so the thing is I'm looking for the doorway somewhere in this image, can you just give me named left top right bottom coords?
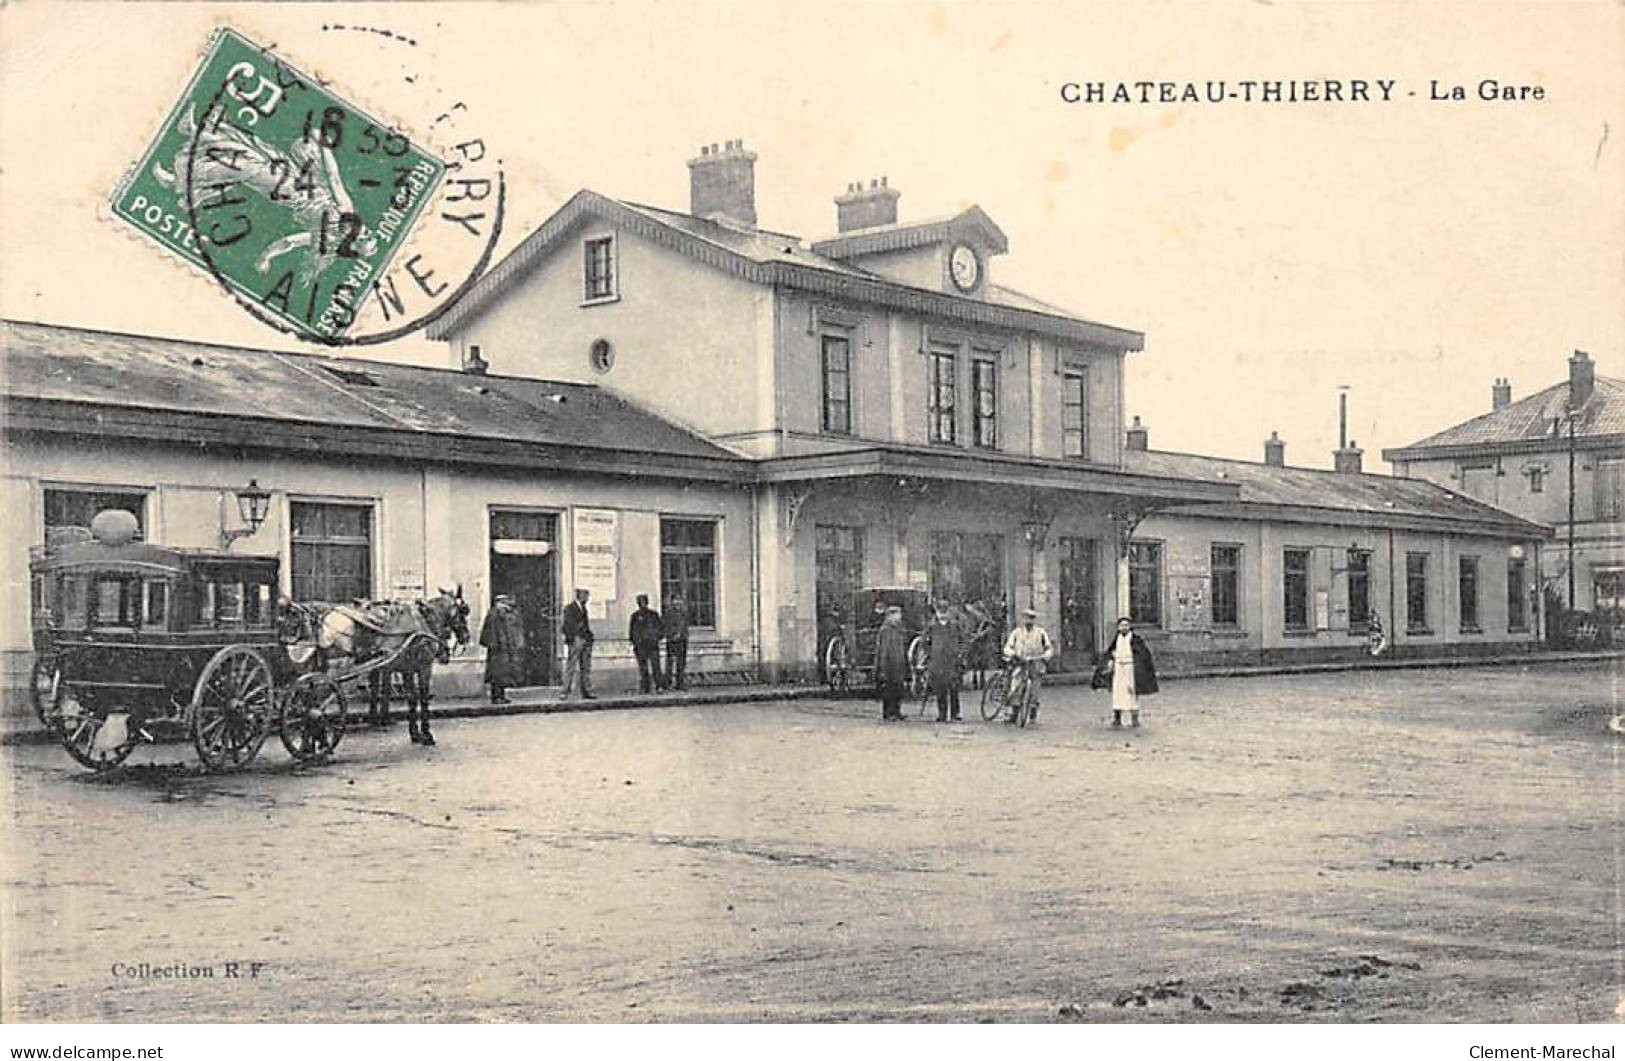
left=814, top=524, right=864, bottom=673
left=1058, top=536, right=1099, bottom=668
left=489, top=509, right=558, bottom=686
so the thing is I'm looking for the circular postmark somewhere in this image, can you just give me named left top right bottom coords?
left=163, top=27, right=504, bottom=347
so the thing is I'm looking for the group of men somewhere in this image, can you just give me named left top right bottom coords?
left=875, top=602, right=1057, bottom=723
left=477, top=587, right=691, bottom=704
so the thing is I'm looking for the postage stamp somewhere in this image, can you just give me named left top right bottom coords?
left=111, top=28, right=448, bottom=342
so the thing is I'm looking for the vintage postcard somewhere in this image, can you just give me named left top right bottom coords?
left=0, top=0, right=1621, bottom=1043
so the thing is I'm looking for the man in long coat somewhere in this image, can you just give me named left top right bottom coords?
left=875, top=605, right=911, bottom=722
left=628, top=593, right=666, bottom=693
left=479, top=595, right=525, bottom=704
left=926, top=603, right=963, bottom=722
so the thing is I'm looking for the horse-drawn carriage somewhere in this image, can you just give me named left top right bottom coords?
left=29, top=511, right=466, bottom=773
left=821, top=586, right=933, bottom=697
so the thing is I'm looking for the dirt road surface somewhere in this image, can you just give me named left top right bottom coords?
left=3, top=662, right=1620, bottom=1022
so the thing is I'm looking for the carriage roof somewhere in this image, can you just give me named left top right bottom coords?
left=29, top=538, right=279, bottom=580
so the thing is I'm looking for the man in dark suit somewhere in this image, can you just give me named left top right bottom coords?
left=629, top=593, right=666, bottom=693
left=561, top=588, right=596, bottom=700
left=663, top=592, right=691, bottom=690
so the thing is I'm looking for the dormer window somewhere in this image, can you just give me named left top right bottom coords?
left=583, top=236, right=617, bottom=303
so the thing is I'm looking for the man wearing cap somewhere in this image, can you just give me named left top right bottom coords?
left=629, top=593, right=666, bottom=693
left=875, top=605, right=911, bottom=722
left=1002, top=607, right=1054, bottom=723
left=479, top=594, right=525, bottom=705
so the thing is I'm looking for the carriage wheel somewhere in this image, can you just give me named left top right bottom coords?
left=59, top=690, right=137, bottom=772
left=824, top=637, right=851, bottom=695
left=191, top=645, right=273, bottom=772
left=31, top=655, right=62, bottom=732
left=280, top=673, right=348, bottom=763
left=908, top=636, right=931, bottom=715
left=979, top=669, right=1009, bottom=721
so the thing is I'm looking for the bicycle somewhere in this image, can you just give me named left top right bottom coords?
left=979, top=657, right=1042, bottom=725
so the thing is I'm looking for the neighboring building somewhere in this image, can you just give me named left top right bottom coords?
left=1384, top=351, right=1625, bottom=615
left=1123, top=423, right=1549, bottom=666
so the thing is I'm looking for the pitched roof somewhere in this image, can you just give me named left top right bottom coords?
left=0, top=319, right=745, bottom=477
left=1383, top=377, right=1625, bottom=459
left=1123, top=449, right=1550, bottom=538
left=425, top=190, right=1142, bottom=351
left=808, top=206, right=1010, bottom=259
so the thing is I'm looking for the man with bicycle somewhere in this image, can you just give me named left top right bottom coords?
left=1002, top=607, right=1054, bottom=724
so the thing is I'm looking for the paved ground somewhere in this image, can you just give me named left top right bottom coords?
left=2, top=662, right=1620, bottom=1023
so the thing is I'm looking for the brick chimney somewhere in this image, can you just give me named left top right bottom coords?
left=1492, top=377, right=1511, bottom=410
left=835, top=177, right=900, bottom=232
left=688, top=140, right=757, bottom=227
left=1125, top=415, right=1148, bottom=452
left=1263, top=430, right=1285, bottom=466
left=1569, top=350, right=1595, bottom=410
left=1333, top=388, right=1362, bottom=473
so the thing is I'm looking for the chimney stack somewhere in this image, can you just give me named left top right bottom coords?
left=1492, top=377, right=1512, bottom=410
left=1569, top=350, right=1595, bottom=410
left=1333, top=388, right=1363, bottom=473
left=835, top=176, right=901, bottom=232
left=688, top=139, right=757, bottom=228
left=1264, top=430, right=1285, bottom=467
left=1125, top=415, right=1148, bottom=452
left=462, top=344, right=489, bottom=375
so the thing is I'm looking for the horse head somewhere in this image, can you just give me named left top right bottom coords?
left=429, top=586, right=471, bottom=652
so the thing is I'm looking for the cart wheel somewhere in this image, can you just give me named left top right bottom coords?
left=59, top=693, right=137, bottom=773
left=979, top=669, right=1009, bottom=721
left=825, top=637, right=851, bottom=694
left=31, top=655, right=62, bottom=732
left=280, top=673, right=347, bottom=763
left=191, top=645, right=273, bottom=772
left=908, top=637, right=931, bottom=714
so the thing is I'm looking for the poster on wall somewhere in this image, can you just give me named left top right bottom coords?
left=572, top=507, right=618, bottom=604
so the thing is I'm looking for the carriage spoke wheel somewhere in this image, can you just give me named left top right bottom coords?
left=59, top=689, right=137, bottom=772
left=979, top=669, right=1009, bottom=721
left=824, top=637, right=851, bottom=695
left=191, top=646, right=273, bottom=772
left=908, top=636, right=931, bottom=716
left=31, top=656, right=62, bottom=732
left=281, top=673, right=347, bottom=763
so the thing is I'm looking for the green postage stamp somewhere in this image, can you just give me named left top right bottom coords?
left=112, top=28, right=446, bottom=341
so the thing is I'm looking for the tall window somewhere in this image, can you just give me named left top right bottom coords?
left=928, top=346, right=957, bottom=444
left=1507, top=557, right=1528, bottom=631
left=44, top=487, right=147, bottom=537
left=1595, top=459, right=1625, bottom=521
left=1459, top=556, right=1481, bottom=631
left=1347, top=549, right=1372, bottom=634
left=1062, top=371, right=1088, bottom=459
left=291, top=501, right=373, bottom=603
left=1529, top=468, right=1545, bottom=494
left=820, top=334, right=852, bottom=435
left=1210, top=544, right=1240, bottom=627
left=1283, top=548, right=1310, bottom=631
left=929, top=531, right=1004, bottom=608
left=583, top=236, right=616, bottom=300
left=971, top=356, right=998, bottom=449
left=1406, top=552, right=1430, bottom=632
left=660, top=518, right=717, bottom=627
left=1128, top=541, right=1162, bottom=627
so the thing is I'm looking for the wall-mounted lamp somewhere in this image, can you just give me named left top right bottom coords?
left=220, top=478, right=272, bottom=549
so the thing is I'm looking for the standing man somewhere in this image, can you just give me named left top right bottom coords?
left=1107, top=616, right=1158, bottom=728
left=629, top=593, right=667, bottom=693
left=561, top=587, right=596, bottom=700
left=478, top=594, right=525, bottom=705
left=876, top=605, right=911, bottom=722
left=1002, top=607, right=1054, bottom=724
left=926, top=603, right=963, bottom=722
left=663, top=592, right=691, bottom=691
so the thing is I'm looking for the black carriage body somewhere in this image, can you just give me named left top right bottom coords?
left=30, top=540, right=286, bottom=717
left=840, top=586, right=931, bottom=674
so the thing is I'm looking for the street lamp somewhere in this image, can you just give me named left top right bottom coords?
left=220, top=478, right=272, bottom=549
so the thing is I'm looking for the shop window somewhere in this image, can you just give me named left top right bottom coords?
left=928, top=345, right=957, bottom=444
left=1347, top=549, right=1372, bottom=634
left=660, top=518, right=717, bottom=628
left=1406, top=552, right=1430, bottom=632
left=1128, top=541, right=1163, bottom=627
left=1507, top=558, right=1529, bottom=631
left=291, top=501, right=373, bottom=603
left=1211, top=544, right=1240, bottom=627
left=971, top=356, right=998, bottom=449
left=1594, top=570, right=1625, bottom=613
left=821, top=333, right=852, bottom=435
left=1283, top=548, right=1310, bottom=631
left=1062, top=371, right=1088, bottom=459
left=1459, top=556, right=1480, bottom=631
left=583, top=236, right=616, bottom=301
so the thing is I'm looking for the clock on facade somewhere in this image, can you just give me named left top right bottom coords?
left=949, top=243, right=981, bottom=292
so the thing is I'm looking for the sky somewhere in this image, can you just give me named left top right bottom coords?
left=2, top=1, right=1621, bottom=468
